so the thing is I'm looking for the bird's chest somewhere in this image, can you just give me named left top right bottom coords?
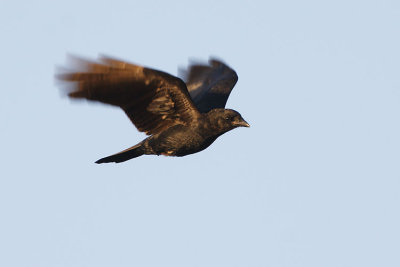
left=150, top=126, right=209, bottom=156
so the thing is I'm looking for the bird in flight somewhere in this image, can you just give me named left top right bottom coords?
left=57, top=56, right=249, bottom=163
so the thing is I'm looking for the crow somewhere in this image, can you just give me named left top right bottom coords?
left=57, top=56, right=249, bottom=163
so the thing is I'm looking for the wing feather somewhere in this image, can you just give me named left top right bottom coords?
left=180, top=58, right=238, bottom=113
left=57, top=56, right=200, bottom=135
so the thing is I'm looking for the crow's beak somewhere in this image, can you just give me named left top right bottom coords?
left=235, top=118, right=250, bottom=128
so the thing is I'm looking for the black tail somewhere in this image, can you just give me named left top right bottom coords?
left=95, top=143, right=145, bottom=164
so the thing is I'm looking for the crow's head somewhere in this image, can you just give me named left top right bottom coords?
left=208, top=109, right=250, bottom=131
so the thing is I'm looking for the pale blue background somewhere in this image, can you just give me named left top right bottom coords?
left=1, top=0, right=400, bottom=266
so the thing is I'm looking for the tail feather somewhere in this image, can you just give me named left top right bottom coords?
left=95, top=143, right=144, bottom=164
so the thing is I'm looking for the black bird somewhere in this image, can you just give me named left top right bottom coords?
left=57, top=56, right=249, bottom=163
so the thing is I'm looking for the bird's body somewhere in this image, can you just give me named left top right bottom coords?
left=57, top=56, right=249, bottom=163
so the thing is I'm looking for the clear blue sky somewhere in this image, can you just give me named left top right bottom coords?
left=1, top=0, right=400, bottom=266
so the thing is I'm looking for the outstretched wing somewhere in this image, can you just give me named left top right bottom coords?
left=179, top=58, right=238, bottom=113
left=57, top=56, right=200, bottom=135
